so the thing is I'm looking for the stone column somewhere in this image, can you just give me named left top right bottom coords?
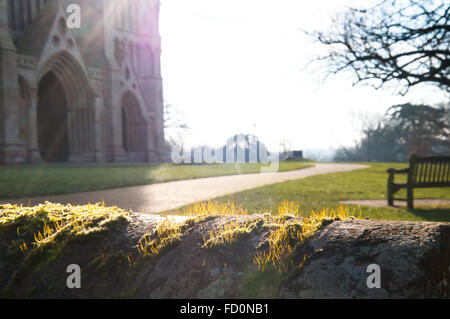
left=93, top=94, right=106, bottom=163
left=0, top=0, right=26, bottom=164
left=152, top=2, right=168, bottom=162
left=109, top=69, right=128, bottom=162
left=153, top=75, right=169, bottom=162
left=145, top=118, right=158, bottom=163
left=28, top=88, right=41, bottom=163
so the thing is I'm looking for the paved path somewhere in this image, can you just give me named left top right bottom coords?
left=2, top=163, right=368, bottom=214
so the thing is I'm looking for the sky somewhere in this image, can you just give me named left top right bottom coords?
left=159, top=0, right=447, bottom=152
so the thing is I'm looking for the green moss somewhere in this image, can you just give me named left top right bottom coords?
left=0, top=203, right=131, bottom=297
left=126, top=258, right=156, bottom=298
left=241, top=268, right=286, bottom=298
left=3, top=240, right=66, bottom=292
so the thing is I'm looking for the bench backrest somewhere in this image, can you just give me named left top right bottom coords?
left=409, top=155, right=450, bottom=187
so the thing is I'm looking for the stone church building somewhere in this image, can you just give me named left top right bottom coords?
left=0, top=0, right=166, bottom=164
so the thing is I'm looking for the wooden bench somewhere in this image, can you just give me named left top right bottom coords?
left=387, top=155, right=450, bottom=209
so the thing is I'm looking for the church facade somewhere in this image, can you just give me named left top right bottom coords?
left=0, top=0, right=166, bottom=164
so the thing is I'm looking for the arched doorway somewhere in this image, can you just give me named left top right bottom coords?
left=36, top=51, right=95, bottom=162
left=37, top=72, right=69, bottom=162
left=121, top=92, right=148, bottom=162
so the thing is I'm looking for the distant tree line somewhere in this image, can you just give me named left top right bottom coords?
left=334, top=103, right=450, bottom=162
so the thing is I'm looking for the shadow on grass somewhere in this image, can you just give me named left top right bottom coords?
left=409, top=207, right=450, bottom=222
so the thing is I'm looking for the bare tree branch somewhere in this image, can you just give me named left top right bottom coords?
left=309, top=0, right=450, bottom=95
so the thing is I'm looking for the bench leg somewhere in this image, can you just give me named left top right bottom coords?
left=407, top=186, right=413, bottom=209
left=387, top=175, right=394, bottom=206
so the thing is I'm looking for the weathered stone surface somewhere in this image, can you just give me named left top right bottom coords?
left=1, top=215, right=449, bottom=299
left=134, top=217, right=450, bottom=299
left=278, top=219, right=450, bottom=299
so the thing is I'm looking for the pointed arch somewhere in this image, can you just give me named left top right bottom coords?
left=36, top=50, right=95, bottom=161
left=37, top=71, right=69, bottom=162
left=121, top=91, right=149, bottom=161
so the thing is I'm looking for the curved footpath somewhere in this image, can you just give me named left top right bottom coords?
left=2, top=163, right=368, bottom=214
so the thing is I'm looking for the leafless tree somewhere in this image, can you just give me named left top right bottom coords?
left=164, top=103, right=189, bottom=147
left=311, top=0, right=450, bottom=95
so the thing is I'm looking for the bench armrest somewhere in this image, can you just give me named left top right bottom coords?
left=387, top=168, right=409, bottom=175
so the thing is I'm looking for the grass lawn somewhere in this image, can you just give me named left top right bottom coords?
left=0, top=161, right=313, bottom=199
left=208, top=163, right=450, bottom=222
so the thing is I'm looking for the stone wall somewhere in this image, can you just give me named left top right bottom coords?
left=2, top=214, right=449, bottom=298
